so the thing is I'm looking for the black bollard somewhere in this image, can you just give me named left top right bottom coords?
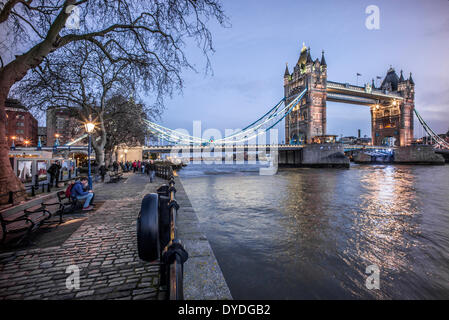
left=8, top=191, right=13, bottom=204
left=137, top=193, right=160, bottom=262
left=47, top=183, right=51, bottom=193
left=31, top=186, right=35, bottom=197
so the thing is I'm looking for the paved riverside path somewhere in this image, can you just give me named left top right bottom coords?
left=0, top=173, right=165, bottom=300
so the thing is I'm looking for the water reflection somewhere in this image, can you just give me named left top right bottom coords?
left=180, top=164, right=449, bottom=299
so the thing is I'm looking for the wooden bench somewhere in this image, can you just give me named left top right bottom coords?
left=43, top=191, right=81, bottom=223
left=0, top=203, right=53, bottom=245
left=108, top=171, right=123, bottom=183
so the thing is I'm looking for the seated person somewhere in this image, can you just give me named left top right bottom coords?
left=71, top=177, right=94, bottom=211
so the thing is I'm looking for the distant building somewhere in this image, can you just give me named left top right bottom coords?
left=340, top=136, right=357, bottom=144
left=38, top=126, right=47, bottom=146
left=312, top=135, right=337, bottom=144
left=356, top=137, right=372, bottom=145
left=339, top=136, right=371, bottom=145
left=46, top=107, right=81, bottom=146
left=5, top=98, right=38, bottom=147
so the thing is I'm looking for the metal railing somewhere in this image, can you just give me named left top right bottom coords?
left=1, top=172, right=80, bottom=206
left=137, top=171, right=188, bottom=300
left=0, top=183, right=53, bottom=206
left=154, top=164, right=174, bottom=180
left=160, top=176, right=186, bottom=300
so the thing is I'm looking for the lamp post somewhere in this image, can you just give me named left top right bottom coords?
left=54, top=134, right=60, bottom=147
left=84, top=116, right=95, bottom=190
left=124, top=149, right=128, bottom=163
left=10, top=136, right=16, bottom=150
left=53, top=133, right=60, bottom=153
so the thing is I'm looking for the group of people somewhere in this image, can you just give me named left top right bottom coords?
left=111, top=160, right=156, bottom=175
left=111, top=160, right=148, bottom=173
left=45, top=158, right=158, bottom=212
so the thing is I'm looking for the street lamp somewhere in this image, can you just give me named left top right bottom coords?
left=124, top=149, right=128, bottom=162
left=54, top=133, right=60, bottom=147
left=10, top=136, right=16, bottom=150
left=24, top=139, right=30, bottom=148
left=84, top=116, right=95, bottom=190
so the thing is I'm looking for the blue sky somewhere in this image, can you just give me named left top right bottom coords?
left=156, top=0, right=449, bottom=142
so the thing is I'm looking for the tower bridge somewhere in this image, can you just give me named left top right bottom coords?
left=137, top=41, right=447, bottom=153
left=15, top=42, right=446, bottom=164
left=136, top=42, right=446, bottom=165
left=283, top=43, right=415, bottom=147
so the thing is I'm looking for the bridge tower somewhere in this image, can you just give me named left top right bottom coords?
left=371, top=68, right=415, bottom=146
left=284, top=43, right=327, bottom=144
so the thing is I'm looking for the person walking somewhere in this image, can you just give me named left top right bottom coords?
left=145, top=161, right=150, bottom=175
left=149, top=160, right=155, bottom=183
left=113, top=161, right=119, bottom=172
left=47, top=160, right=61, bottom=187
left=132, top=160, right=137, bottom=173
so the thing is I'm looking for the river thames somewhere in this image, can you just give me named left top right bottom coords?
left=179, top=163, right=449, bottom=299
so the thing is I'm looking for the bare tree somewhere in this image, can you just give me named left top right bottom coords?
left=16, top=42, right=144, bottom=166
left=0, top=0, right=227, bottom=203
left=103, top=94, right=154, bottom=166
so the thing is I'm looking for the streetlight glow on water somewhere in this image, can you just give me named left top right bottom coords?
left=179, top=163, right=449, bottom=299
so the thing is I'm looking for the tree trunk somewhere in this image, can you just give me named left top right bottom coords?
left=91, top=112, right=107, bottom=166
left=0, top=87, right=25, bottom=204
left=105, top=151, right=113, bottom=168
left=0, top=59, right=32, bottom=204
left=93, top=145, right=105, bottom=166
left=0, top=1, right=74, bottom=204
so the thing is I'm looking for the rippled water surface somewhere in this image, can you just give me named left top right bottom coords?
left=179, top=163, right=449, bottom=299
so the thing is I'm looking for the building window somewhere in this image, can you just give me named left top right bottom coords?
left=16, top=114, right=24, bottom=119
left=16, top=122, right=24, bottom=127
left=16, top=129, right=24, bottom=134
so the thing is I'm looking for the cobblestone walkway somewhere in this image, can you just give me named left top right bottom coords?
left=0, top=173, right=165, bottom=300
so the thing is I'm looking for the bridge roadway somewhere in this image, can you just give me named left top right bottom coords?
left=142, top=144, right=393, bottom=153
left=9, top=144, right=395, bottom=154
left=326, top=81, right=403, bottom=106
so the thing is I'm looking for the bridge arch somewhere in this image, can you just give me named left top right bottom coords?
left=290, top=131, right=306, bottom=145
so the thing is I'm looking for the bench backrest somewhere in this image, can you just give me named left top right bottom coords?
left=56, top=190, right=68, bottom=202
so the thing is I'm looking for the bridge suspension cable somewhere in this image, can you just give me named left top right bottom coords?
left=145, top=88, right=307, bottom=145
left=64, top=134, right=88, bottom=146
left=414, top=109, right=449, bottom=149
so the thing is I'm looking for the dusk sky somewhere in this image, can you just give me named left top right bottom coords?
left=158, top=0, right=449, bottom=142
